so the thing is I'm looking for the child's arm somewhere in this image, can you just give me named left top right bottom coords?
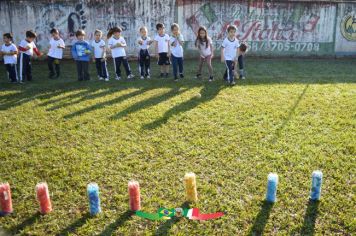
left=178, top=34, right=184, bottom=46
left=220, top=47, right=225, bottom=63
left=101, top=45, right=106, bottom=59
left=119, top=39, right=127, bottom=47
left=167, top=39, right=171, bottom=57
left=33, top=48, right=42, bottom=57
left=210, top=42, right=214, bottom=58
left=155, top=40, right=159, bottom=58
left=57, top=41, right=65, bottom=49
left=71, top=44, right=78, bottom=60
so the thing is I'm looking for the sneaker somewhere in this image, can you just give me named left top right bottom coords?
left=115, top=76, right=121, bottom=80
left=241, top=76, right=246, bottom=80
left=174, top=77, right=179, bottom=82
left=140, top=76, right=145, bottom=80
left=179, top=73, right=184, bottom=79
left=98, top=77, right=104, bottom=81
left=195, top=74, right=201, bottom=79
left=231, top=80, right=236, bottom=86
left=208, top=76, right=214, bottom=82
left=146, top=75, right=151, bottom=79
left=128, top=74, right=135, bottom=79
left=105, top=78, right=109, bottom=82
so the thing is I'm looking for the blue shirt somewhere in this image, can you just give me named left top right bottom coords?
left=71, top=40, right=91, bottom=61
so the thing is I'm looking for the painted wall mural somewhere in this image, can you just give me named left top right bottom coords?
left=0, top=0, right=176, bottom=55
left=0, top=0, right=355, bottom=57
left=179, top=0, right=337, bottom=56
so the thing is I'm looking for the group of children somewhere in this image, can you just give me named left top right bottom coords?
left=0, top=23, right=247, bottom=86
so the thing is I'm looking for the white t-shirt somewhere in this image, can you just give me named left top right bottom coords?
left=221, top=37, right=240, bottom=61
left=170, top=34, right=184, bottom=58
left=154, top=34, right=170, bottom=53
left=1, top=43, right=17, bottom=64
left=48, top=38, right=65, bottom=59
left=137, top=36, right=152, bottom=50
left=197, top=37, right=212, bottom=58
left=18, top=39, right=37, bottom=56
left=108, top=36, right=127, bottom=58
left=91, top=39, right=106, bottom=59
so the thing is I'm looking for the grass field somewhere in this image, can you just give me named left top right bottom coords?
left=0, top=58, right=355, bottom=235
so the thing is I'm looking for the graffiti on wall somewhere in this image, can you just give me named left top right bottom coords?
left=340, top=13, right=356, bottom=41
left=0, top=0, right=175, bottom=54
left=181, top=1, right=336, bottom=55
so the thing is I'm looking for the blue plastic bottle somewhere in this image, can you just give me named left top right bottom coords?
left=266, top=173, right=278, bottom=203
left=87, top=183, right=101, bottom=215
left=310, top=170, right=323, bottom=200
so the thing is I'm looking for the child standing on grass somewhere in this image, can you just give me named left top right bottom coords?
left=71, top=29, right=92, bottom=81
left=91, top=29, right=109, bottom=81
left=195, top=26, right=214, bottom=82
left=221, top=25, right=240, bottom=86
left=47, top=28, right=65, bottom=79
left=238, top=42, right=248, bottom=80
left=154, top=23, right=170, bottom=78
left=170, top=23, right=184, bottom=82
left=137, top=26, right=153, bottom=80
left=108, top=27, right=134, bottom=81
left=1, top=33, right=18, bottom=83
left=18, top=30, right=42, bottom=83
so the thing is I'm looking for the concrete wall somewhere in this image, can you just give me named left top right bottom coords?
left=0, top=0, right=355, bottom=58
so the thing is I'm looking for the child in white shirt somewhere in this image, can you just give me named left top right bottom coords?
left=47, top=28, right=65, bottom=79
left=137, top=27, right=153, bottom=79
left=195, top=26, right=214, bottom=82
left=221, top=25, right=240, bottom=85
left=18, top=30, right=43, bottom=82
left=91, top=29, right=109, bottom=81
left=170, top=23, right=184, bottom=81
left=1, top=33, right=18, bottom=83
left=154, top=23, right=170, bottom=78
left=108, top=27, right=134, bottom=80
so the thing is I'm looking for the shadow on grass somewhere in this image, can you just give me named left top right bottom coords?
left=56, top=212, right=91, bottom=236
left=155, top=201, right=190, bottom=236
left=142, top=84, right=224, bottom=130
left=248, top=200, right=274, bottom=236
left=99, top=210, right=134, bottom=236
left=300, top=200, right=320, bottom=235
left=110, top=87, right=188, bottom=120
left=9, top=212, right=41, bottom=234
left=271, top=84, right=309, bottom=143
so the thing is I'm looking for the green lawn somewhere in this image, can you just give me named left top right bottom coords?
left=0, top=58, right=355, bottom=235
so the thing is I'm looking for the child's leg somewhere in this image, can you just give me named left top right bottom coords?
left=83, top=61, right=90, bottom=80
left=47, top=56, right=55, bottom=77
left=205, top=55, right=213, bottom=77
left=197, top=56, right=204, bottom=76
left=6, top=64, right=16, bottom=82
left=76, top=61, right=83, bottom=81
left=114, top=57, right=122, bottom=77
left=178, top=57, right=183, bottom=76
left=145, top=51, right=150, bottom=77
left=95, top=58, right=102, bottom=78
left=238, top=55, right=245, bottom=78
left=171, top=55, right=178, bottom=79
left=225, top=60, right=234, bottom=83
left=18, top=53, right=24, bottom=82
left=101, top=60, right=109, bottom=79
left=55, top=59, right=60, bottom=77
left=122, top=57, right=132, bottom=76
left=26, top=56, right=32, bottom=81
left=139, top=52, right=145, bottom=77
